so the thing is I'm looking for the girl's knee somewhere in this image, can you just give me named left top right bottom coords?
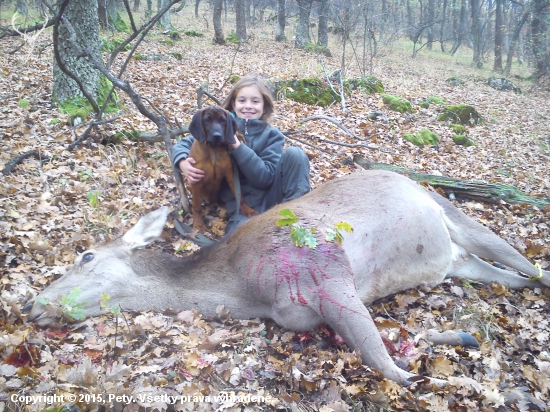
left=282, top=147, right=309, bottom=165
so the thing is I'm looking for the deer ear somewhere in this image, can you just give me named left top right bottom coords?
left=225, top=111, right=237, bottom=145
left=188, top=110, right=206, bottom=142
left=122, top=207, right=169, bottom=249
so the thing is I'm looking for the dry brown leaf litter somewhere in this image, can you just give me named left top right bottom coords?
left=1, top=12, right=550, bottom=412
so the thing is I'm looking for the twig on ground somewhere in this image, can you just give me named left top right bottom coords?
left=139, top=127, right=189, bottom=142
left=319, top=58, right=347, bottom=113
left=284, top=134, right=334, bottom=156
left=68, top=116, right=122, bottom=150
left=297, top=114, right=367, bottom=141
left=2, top=150, right=50, bottom=176
left=305, top=134, right=395, bottom=154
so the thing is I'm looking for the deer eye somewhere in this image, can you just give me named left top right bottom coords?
left=81, top=253, right=94, bottom=264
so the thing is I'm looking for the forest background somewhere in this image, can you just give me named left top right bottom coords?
left=1, top=0, right=550, bottom=411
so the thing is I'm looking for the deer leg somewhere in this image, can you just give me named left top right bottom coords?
left=447, top=245, right=545, bottom=289
left=300, top=279, right=446, bottom=386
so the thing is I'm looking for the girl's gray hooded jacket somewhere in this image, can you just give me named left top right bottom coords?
left=171, top=117, right=285, bottom=217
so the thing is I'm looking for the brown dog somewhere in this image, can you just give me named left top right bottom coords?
left=187, top=106, right=258, bottom=231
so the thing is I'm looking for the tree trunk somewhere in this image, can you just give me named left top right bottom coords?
left=380, top=0, right=388, bottom=41
left=133, top=0, right=140, bottom=12
left=406, top=0, right=415, bottom=40
left=53, top=0, right=102, bottom=104
left=354, top=156, right=550, bottom=208
left=107, top=0, right=117, bottom=24
left=275, top=0, right=286, bottom=41
left=470, top=0, right=483, bottom=67
left=493, top=0, right=503, bottom=72
left=439, top=0, right=448, bottom=52
left=295, top=0, right=313, bottom=48
left=531, top=0, right=550, bottom=80
left=195, top=0, right=200, bottom=18
left=503, top=8, right=529, bottom=76
left=317, top=0, right=329, bottom=47
left=98, top=0, right=108, bottom=29
left=427, top=0, right=435, bottom=50
left=213, top=0, right=225, bottom=44
left=235, top=0, right=247, bottom=42
left=245, top=0, right=252, bottom=24
left=157, top=0, right=171, bottom=29
left=16, top=0, right=28, bottom=15
left=450, top=0, right=466, bottom=55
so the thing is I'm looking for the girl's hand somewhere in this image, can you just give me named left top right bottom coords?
left=230, top=135, right=241, bottom=150
left=179, top=157, right=205, bottom=184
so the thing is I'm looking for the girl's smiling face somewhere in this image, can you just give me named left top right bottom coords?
left=233, top=85, right=265, bottom=120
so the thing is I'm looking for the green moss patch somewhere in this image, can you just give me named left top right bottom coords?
left=113, top=14, right=130, bottom=34
left=59, top=75, right=121, bottom=124
left=102, top=37, right=132, bottom=53
left=274, top=76, right=384, bottom=107
left=110, top=130, right=142, bottom=143
left=450, top=124, right=467, bottom=133
left=184, top=29, right=204, bottom=37
left=275, top=78, right=340, bottom=107
left=169, top=30, right=181, bottom=40
left=344, top=76, right=384, bottom=94
left=228, top=75, right=241, bottom=84
left=403, top=129, right=440, bottom=147
left=381, top=94, right=412, bottom=113
left=304, top=42, right=332, bottom=57
left=225, top=32, right=239, bottom=44
left=439, top=104, right=482, bottom=125
left=420, top=96, right=446, bottom=108
left=453, top=134, right=476, bottom=147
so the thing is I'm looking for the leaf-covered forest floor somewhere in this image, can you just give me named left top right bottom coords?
left=1, top=8, right=550, bottom=412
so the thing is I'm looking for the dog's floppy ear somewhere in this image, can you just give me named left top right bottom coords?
left=224, top=110, right=237, bottom=145
left=188, top=110, right=206, bottom=142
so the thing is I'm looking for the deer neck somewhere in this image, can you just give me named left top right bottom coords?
left=128, top=246, right=264, bottom=318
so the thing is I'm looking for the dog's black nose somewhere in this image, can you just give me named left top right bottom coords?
left=209, top=132, right=225, bottom=144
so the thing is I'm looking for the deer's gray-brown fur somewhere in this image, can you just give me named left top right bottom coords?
left=27, top=170, right=549, bottom=385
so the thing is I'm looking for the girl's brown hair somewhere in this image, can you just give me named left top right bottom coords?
left=221, top=76, right=275, bottom=121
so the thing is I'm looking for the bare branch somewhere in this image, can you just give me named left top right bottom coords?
left=138, top=127, right=189, bottom=142
left=319, top=58, right=346, bottom=112
left=197, top=87, right=222, bottom=109
left=302, top=134, right=397, bottom=154
left=67, top=116, right=122, bottom=150
left=2, top=150, right=50, bottom=176
left=297, top=114, right=367, bottom=141
left=284, top=134, right=334, bottom=156
left=55, top=1, right=189, bottom=211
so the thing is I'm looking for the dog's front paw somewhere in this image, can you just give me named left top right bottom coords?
left=192, top=217, right=208, bottom=232
left=241, top=205, right=259, bottom=217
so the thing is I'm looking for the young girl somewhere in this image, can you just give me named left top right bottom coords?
left=172, top=76, right=311, bottom=233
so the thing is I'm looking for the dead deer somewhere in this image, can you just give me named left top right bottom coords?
left=26, top=170, right=548, bottom=386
